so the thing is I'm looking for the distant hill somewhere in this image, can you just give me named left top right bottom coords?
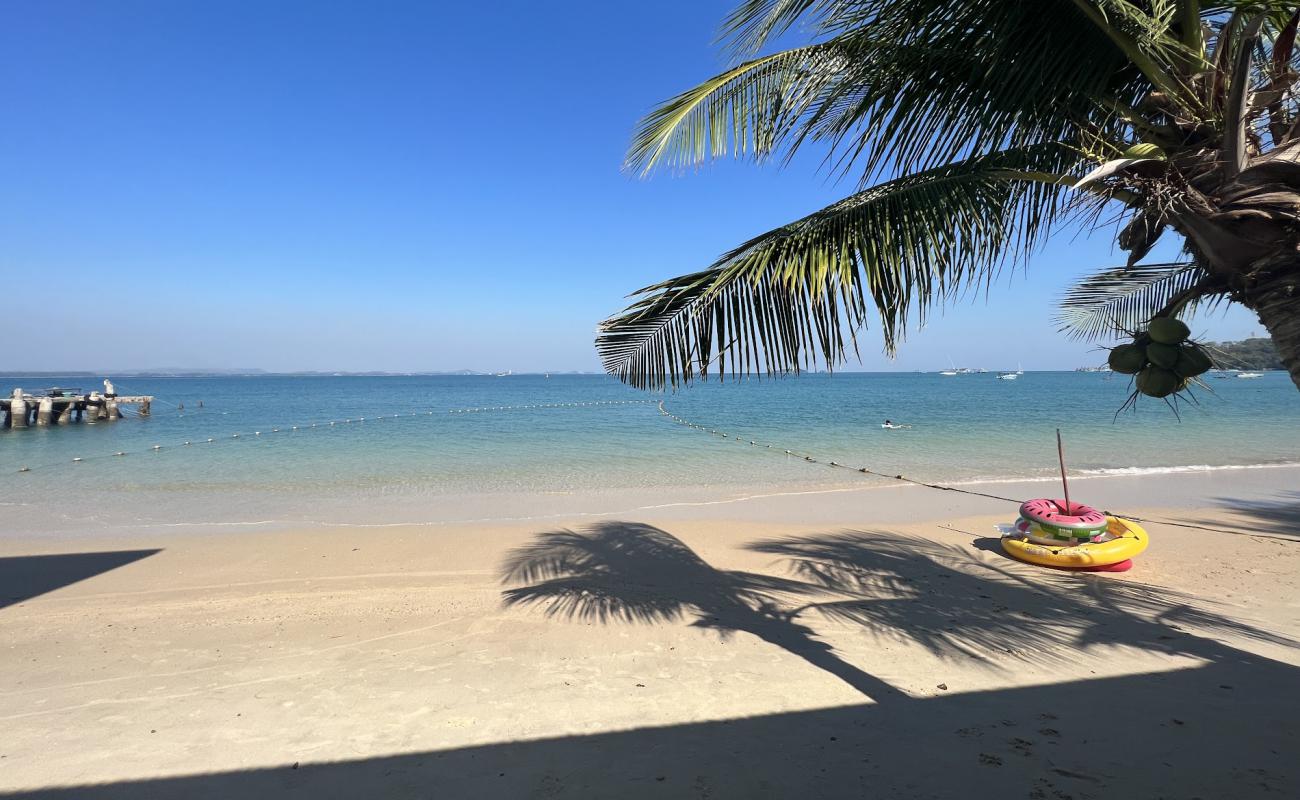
left=1204, top=337, right=1284, bottom=370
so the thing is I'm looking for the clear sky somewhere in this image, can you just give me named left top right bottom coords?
left=0, top=1, right=1264, bottom=374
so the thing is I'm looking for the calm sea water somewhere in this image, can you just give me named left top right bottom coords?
left=2, top=372, right=1297, bottom=534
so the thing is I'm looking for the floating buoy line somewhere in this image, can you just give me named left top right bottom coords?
left=8, top=399, right=654, bottom=474
left=654, top=401, right=1284, bottom=538
left=447, top=400, right=653, bottom=414
left=655, top=402, right=1024, bottom=506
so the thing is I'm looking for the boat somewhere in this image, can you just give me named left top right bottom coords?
left=997, top=371, right=1018, bottom=380
left=1237, top=371, right=1264, bottom=378
left=939, top=369, right=958, bottom=376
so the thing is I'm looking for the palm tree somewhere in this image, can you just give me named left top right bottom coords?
left=597, top=1, right=1300, bottom=391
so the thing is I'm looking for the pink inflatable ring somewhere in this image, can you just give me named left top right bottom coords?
left=1019, top=498, right=1108, bottom=539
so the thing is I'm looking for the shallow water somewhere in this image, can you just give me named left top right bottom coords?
left=2, top=372, right=1296, bottom=534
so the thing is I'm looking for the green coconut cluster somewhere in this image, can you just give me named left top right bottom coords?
left=1107, top=317, right=1213, bottom=398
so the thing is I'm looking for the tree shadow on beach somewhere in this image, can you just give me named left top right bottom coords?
left=501, top=522, right=1291, bottom=702
left=500, top=521, right=905, bottom=701
left=748, top=530, right=1291, bottom=667
left=1176, top=491, right=1300, bottom=539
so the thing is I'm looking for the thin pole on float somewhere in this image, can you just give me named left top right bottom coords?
left=1056, top=428, right=1071, bottom=512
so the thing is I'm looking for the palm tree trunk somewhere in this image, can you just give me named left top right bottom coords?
left=1247, top=274, right=1300, bottom=390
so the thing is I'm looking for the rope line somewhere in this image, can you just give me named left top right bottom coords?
left=9, top=400, right=651, bottom=474
left=655, top=401, right=1272, bottom=536
left=447, top=400, right=653, bottom=414
left=656, top=402, right=1025, bottom=505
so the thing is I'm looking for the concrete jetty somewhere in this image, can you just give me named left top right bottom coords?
left=2, top=381, right=152, bottom=429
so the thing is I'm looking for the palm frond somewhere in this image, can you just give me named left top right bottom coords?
left=1055, top=261, right=1222, bottom=340
left=632, top=2, right=1158, bottom=183
left=599, top=146, right=1079, bottom=390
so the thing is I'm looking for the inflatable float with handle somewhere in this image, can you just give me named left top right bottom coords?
left=1001, top=499, right=1148, bottom=570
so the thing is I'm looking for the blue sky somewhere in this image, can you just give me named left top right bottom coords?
left=0, top=1, right=1263, bottom=373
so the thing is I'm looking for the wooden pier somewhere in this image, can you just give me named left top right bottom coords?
left=2, top=382, right=152, bottom=429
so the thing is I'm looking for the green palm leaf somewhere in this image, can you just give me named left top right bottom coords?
left=631, top=2, right=1165, bottom=184
left=1055, top=261, right=1222, bottom=340
left=599, top=147, right=1077, bottom=389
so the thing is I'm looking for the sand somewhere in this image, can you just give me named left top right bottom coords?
left=1, top=469, right=1298, bottom=798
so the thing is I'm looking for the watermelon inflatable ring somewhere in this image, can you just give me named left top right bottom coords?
left=1017, top=499, right=1109, bottom=545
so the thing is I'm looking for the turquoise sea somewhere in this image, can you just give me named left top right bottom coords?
left=2, top=372, right=1297, bottom=534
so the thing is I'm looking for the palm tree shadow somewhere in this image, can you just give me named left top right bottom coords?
left=503, top=523, right=1293, bottom=706
left=501, top=521, right=906, bottom=702
left=1187, top=491, right=1300, bottom=539
left=748, top=530, right=1294, bottom=667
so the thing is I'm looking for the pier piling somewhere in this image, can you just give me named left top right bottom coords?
left=1, top=382, right=153, bottom=430
left=10, top=389, right=27, bottom=428
left=36, top=397, right=53, bottom=426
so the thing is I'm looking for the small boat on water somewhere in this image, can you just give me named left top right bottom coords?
left=997, top=371, right=1018, bottom=380
left=1237, top=371, right=1264, bottom=378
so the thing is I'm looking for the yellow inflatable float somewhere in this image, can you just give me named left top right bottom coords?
left=1001, top=516, right=1148, bottom=572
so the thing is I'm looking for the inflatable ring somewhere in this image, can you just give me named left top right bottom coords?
left=1019, top=498, right=1109, bottom=540
left=1013, top=517, right=1105, bottom=546
left=1001, top=517, right=1148, bottom=569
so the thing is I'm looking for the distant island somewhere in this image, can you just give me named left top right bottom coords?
left=1204, top=337, right=1284, bottom=370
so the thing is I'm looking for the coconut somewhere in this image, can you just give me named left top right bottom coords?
left=1148, top=316, right=1190, bottom=344
left=1136, top=365, right=1181, bottom=397
left=1145, top=341, right=1180, bottom=369
left=1107, top=343, right=1147, bottom=374
left=1175, top=344, right=1213, bottom=378
left=1123, top=142, right=1166, bottom=160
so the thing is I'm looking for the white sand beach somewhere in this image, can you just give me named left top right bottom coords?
left=2, top=468, right=1297, bottom=798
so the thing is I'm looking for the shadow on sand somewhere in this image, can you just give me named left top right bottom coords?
left=3, top=523, right=1295, bottom=798
left=0, top=549, right=160, bottom=609
left=1182, top=491, right=1300, bottom=539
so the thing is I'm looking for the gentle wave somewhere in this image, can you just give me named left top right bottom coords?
left=1075, top=462, right=1300, bottom=477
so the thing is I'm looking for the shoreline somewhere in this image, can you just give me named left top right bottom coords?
left=5, top=462, right=1298, bottom=541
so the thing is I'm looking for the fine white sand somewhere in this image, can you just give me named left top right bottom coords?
left=2, top=469, right=1297, bottom=798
